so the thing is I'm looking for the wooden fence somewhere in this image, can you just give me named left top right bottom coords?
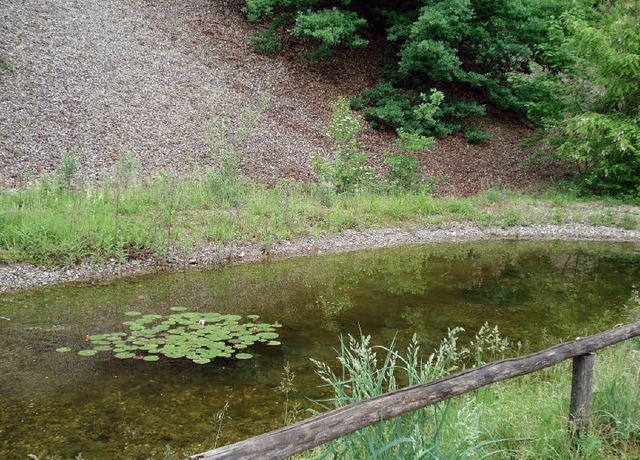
left=189, top=320, right=640, bottom=460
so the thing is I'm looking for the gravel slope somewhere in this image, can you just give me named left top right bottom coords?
left=0, top=0, right=326, bottom=185
left=2, top=0, right=556, bottom=194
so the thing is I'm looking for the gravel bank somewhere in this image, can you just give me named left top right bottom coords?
left=2, top=223, right=640, bottom=293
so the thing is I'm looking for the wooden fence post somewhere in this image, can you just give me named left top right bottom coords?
left=569, top=352, right=595, bottom=440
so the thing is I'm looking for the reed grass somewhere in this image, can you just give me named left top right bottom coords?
left=302, top=319, right=640, bottom=459
left=1, top=162, right=638, bottom=266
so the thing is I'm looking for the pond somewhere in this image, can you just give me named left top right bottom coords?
left=1, top=240, right=639, bottom=459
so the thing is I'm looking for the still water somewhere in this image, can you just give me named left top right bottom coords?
left=1, top=241, right=639, bottom=459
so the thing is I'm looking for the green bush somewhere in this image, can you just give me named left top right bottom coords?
left=462, top=127, right=493, bottom=144
left=382, top=153, right=423, bottom=191
left=558, top=113, right=640, bottom=198
left=353, top=84, right=484, bottom=138
left=244, top=0, right=367, bottom=59
left=382, top=128, right=435, bottom=191
left=243, top=0, right=576, bottom=137
left=313, top=98, right=373, bottom=193
left=292, top=8, right=367, bottom=60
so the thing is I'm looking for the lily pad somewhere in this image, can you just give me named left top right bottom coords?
left=69, top=309, right=282, bottom=365
left=93, top=345, right=113, bottom=351
left=115, top=352, right=135, bottom=359
left=143, top=314, right=163, bottom=320
left=88, top=334, right=106, bottom=341
left=258, top=332, right=279, bottom=340
left=56, top=347, right=71, bottom=353
left=78, top=349, right=97, bottom=356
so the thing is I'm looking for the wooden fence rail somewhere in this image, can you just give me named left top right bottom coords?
left=190, top=320, right=640, bottom=460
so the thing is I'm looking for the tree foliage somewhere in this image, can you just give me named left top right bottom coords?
left=245, top=0, right=574, bottom=135
left=244, top=0, right=640, bottom=197
left=527, top=0, right=640, bottom=197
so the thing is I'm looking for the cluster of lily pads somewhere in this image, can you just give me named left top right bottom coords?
left=56, top=307, right=281, bottom=364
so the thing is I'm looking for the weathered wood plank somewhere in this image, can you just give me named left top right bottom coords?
left=190, top=320, right=640, bottom=460
left=569, top=353, right=595, bottom=439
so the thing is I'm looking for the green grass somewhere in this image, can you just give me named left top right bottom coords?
left=299, top=320, right=640, bottom=459
left=1, top=170, right=639, bottom=266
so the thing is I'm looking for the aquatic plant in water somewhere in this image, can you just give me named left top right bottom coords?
left=57, top=309, right=281, bottom=364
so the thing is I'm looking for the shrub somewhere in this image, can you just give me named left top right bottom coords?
left=314, top=98, right=373, bottom=193
left=353, top=84, right=484, bottom=139
left=249, top=27, right=281, bottom=57
left=462, top=127, right=493, bottom=144
left=242, top=0, right=578, bottom=139
left=547, top=1, right=640, bottom=197
left=382, top=128, right=435, bottom=191
left=292, top=8, right=368, bottom=60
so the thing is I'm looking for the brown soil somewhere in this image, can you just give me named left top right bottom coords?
left=190, top=0, right=564, bottom=196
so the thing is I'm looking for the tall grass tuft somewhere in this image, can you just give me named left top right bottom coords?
left=304, top=321, right=640, bottom=459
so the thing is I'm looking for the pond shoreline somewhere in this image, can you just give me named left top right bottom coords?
left=2, top=222, right=640, bottom=294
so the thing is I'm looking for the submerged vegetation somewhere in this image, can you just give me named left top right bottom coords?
left=56, top=309, right=281, bottom=364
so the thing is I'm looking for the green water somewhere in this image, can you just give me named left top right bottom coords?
left=1, top=241, right=639, bottom=459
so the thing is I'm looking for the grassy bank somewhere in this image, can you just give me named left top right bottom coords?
left=1, top=166, right=639, bottom=266
left=299, top=318, right=640, bottom=459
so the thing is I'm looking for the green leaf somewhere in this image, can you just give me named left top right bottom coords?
left=258, top=332, right=279, bottom=340
left=115, top=352, right=135, bottom=359
left=78, top=349, right=98, bottom=356
left=93, top=345, right=113, bottom=351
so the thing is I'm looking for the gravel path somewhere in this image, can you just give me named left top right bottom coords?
left=1, top=223, right=640, bottom=293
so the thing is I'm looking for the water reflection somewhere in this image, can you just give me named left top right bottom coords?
left=0, top=241, right=639, bottom=458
